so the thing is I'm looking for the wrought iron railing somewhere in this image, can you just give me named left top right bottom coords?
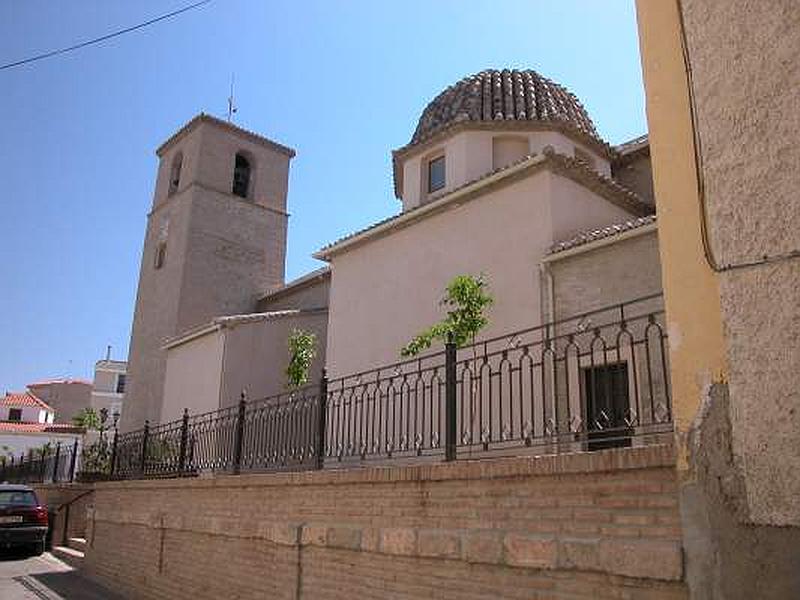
left=3, top=294, right=672, bottom=483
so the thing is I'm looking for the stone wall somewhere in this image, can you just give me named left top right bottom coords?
left=80, top=446, right=686, bottom=599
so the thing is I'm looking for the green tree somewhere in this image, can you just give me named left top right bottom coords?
left=72, top=407, right=101, bottom=430
left=401, top=274, right=493, bottom=357
left=286, top=329, right=318, bottom=389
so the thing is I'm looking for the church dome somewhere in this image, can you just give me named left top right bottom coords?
left=409, top=69, right=600, bottom=146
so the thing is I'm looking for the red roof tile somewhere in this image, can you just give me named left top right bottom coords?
left=0, top=421, right=84, bottom=434
left=1, top=392, right=54, bottom=412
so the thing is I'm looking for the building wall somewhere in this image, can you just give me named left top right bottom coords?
left=612, top=150, right=655, bottom=207
left=400, top=129, right=610, bottom=210
left=679, top=0, right=800, bottom=529
left=160, top=311, right=329, bottom=423
left=218, top=311, right=328, bottom=410
left=161, top=330, right=224, bottom=425
left=122, top=119, right=293, bottom=432
left=326, top=170, right=636, bottom=378
left=256, top=272, right=330, bottom=312
left=79, top=446, right=686, bottom=599
left=636, top=0, right=800, bottom=597
left=27, top=381, right=92, bottom=422
left=548, top=229, right=662, bottom=321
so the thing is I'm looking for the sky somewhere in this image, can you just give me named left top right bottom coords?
left=0, top=0, right=647, bottom=392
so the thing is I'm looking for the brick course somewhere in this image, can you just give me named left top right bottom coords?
left=76, top=445, right=686, bottom=598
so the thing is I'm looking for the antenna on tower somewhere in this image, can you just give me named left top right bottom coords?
left=227, top=73, right=238, bottom=122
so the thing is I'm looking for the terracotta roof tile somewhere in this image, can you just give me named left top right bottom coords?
left=0, top=421, right=84, bottom=434
left=1, top=392, right=54, bottom=412
left=409, top=69, right=600, bottom=148
left=548, top=214, right=657, bottom=255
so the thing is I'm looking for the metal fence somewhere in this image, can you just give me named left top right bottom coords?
left=1, top=439, right=82, bottom=484
left=3, top=294, right=672, bottom=483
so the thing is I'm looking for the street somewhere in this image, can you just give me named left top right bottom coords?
left=0, top=550, right=120, bottom=599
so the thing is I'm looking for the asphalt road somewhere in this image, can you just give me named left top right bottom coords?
left=0, top=550, right=121, bottom=600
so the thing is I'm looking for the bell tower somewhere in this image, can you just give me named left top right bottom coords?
left=120, top=114, right=295, bottom=431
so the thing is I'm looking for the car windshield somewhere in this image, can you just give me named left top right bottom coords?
left=0, top=491, right=37, bottom=507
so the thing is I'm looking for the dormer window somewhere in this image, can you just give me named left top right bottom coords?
left=428, top=155, right=445, bottom=193
left=232, top=153, right=251, bottom=198
left=168, top=152, right=183, bottom=196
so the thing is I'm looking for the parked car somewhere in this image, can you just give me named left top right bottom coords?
left=0, top=484, right=48, bottom=555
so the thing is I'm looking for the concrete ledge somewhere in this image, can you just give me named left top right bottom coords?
left=91, top=444, right=676, bottom=491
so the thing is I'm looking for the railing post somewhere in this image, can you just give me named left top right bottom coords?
left=445, top=332, right=457, bottom=462
left=316, top=368, right=328, bottom=470
left=140, top=420, right=150, bottom=476
left=68, top=439, right=78, bottom=483
left=178, top=408, right=189, bottom=475
left=38, top=447, right=47, bottom=483
left=109, top=425, right=118, bottom=478
left=52, top=442, right=61, bottom=483
left=232, top=391, right=246, bottom=475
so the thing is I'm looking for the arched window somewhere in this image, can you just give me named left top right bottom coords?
left=168, top=152, right=183, bottom=196
left=232, top=153, right=251, bottom=198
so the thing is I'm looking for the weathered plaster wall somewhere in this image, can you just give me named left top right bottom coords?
left=680, top=384, right=800, bottom=599
left=680, top=0, right=800, bottom=528
left=79, top=446, right=687, bottom=599
left=634, top=0, right=728, bottom=454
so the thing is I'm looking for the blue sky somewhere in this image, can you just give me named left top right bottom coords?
left=0, top=0, right=646, bottom=391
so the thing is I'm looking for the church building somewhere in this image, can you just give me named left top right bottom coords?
left=121, top=69, right=661, bottom=432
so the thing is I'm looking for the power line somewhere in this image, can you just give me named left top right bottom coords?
left=0, top=0, right=212, bottom=72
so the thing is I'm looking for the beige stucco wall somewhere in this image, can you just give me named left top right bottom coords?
left=161, top=311, right=328, bottom=423
left=218, top=312, right=328, bottom=408
left=400, top=129, right=610, bottom=210
left=161, top=329, right=224, bottom=424
left=326, top=170, right=636, bottom=378
left=679, top=0, right=800, bottom=527
left=27, top=381, right=92, bottom=422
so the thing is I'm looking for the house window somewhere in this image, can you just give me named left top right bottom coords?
left=8, top=408, right=22, bottom=422
left=232, top=153, right=251, bottom=198
left=428, top=155, right=445, bottom=193
left=115, top=374, right=126, bottom=394
left=154, top=242, right=167, bottom=269
left=168, top=152, right=183, bottom=196
left=582, top=362, right=632, bottom=451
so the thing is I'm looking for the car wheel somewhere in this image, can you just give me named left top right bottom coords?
left=30, top=540, right=45, bottom=556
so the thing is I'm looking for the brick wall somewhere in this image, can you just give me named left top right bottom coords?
left=80, top=445, right=686, bottom=599
left=34, top=484, right=94, bottom=544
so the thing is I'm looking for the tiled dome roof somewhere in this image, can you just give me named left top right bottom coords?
left=410, top=69, right=600, bottom=146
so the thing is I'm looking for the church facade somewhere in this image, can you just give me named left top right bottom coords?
left=121, top=69, right=662, bottom=432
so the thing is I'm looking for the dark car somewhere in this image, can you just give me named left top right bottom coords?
left=0, top=484, right=48, bottom=555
